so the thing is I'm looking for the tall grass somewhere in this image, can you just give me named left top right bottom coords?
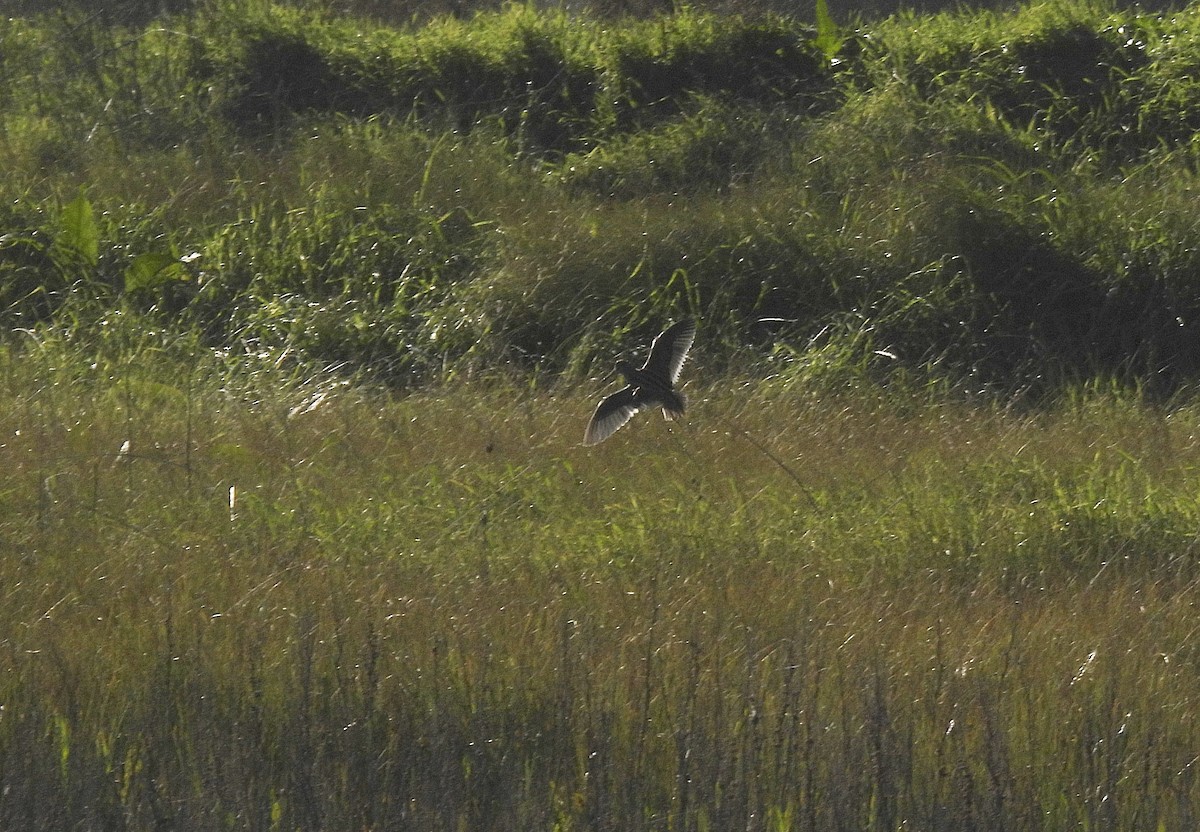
left=8, top=0, right=1200, bottom=390
left=5, top=3, right=1200, bottom=825
left=3, top=334, right=1200, bottom=829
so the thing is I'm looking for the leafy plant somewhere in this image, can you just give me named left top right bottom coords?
left=814, top=0, right=844, bottom=64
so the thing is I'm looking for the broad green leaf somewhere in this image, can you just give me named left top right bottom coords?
left=124, top=251, right=186, bottom=293
left=59, top=191, right=99, bottom=267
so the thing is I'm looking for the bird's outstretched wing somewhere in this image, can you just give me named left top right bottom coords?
left=642, top=318, right=696, bottom=385
left=584, top=318, right=696, bottom=445
left=584, top=386, right=643, bottom=445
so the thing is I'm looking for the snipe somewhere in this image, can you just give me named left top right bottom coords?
left=584, top=318, right=696, bottom=445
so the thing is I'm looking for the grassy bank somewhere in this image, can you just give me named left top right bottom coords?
left=4, top=0, right=1200, bottom=391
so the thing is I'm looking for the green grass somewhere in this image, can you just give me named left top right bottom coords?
left=7, top=0, right=1200, bottom=827
left=7, top=0, right=1200, bottom=388
left=4, top=340, right=1200, bottom=829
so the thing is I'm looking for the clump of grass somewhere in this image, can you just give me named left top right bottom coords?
left=194, top=4, right=834, bottom=150
left=198, top=3, right=603, bottom=152
left=558, top=96, right=787, bottom=196
left=601, top=9, right=831, bottom=130
left=856, top=0, right=1195, bottom=165
left=190, top=191, right=491, bottom=381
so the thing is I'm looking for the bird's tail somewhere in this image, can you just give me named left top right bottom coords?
left=661, top=391, right=686, bottom=420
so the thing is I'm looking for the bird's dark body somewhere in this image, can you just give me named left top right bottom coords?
left=616, top=361, right=685, bottom=416
left=584, top=318, right=696, bottom=445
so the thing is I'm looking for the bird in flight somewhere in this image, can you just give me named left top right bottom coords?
left=584, top=318, right=696, bottom=445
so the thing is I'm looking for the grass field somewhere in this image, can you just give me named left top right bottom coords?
left=4, top=341, right=1200, bottom=829
left=5, top=0, right=1200, bottom=828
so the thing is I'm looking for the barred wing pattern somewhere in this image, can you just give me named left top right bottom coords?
left=644, top=318, right=696, bottom=386
left=583, top=387, right=642, bottom=445
left=584, top=318, right=696, bottom=445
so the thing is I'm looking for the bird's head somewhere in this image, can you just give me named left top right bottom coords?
left=614, top=359, right=637, bottom=382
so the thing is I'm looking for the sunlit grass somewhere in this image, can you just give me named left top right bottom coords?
left=6, top=0, right=1200, bottom=387
left=3, top=340, right=1200, bottom=828
left=7, top=1, right=1200, bottom=825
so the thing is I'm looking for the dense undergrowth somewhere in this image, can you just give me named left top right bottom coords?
left=6, top=0, right=1200, bottom=829
left=3, top=0, right=1200, bottom=391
